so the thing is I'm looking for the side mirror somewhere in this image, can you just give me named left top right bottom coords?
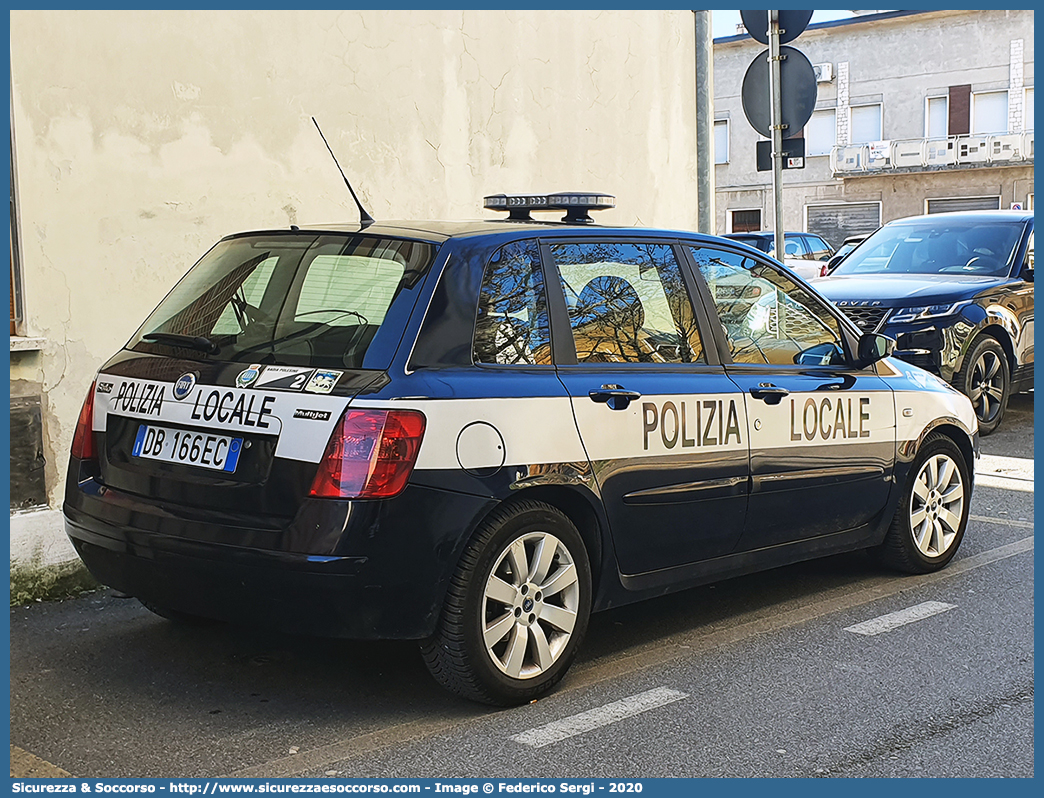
left=794, top=342, right=845, bottom=366
left=856, top=333, right=895, bottom=368
left=1020, top=261, right=1034, bottom=282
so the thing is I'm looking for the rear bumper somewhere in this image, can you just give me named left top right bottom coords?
left=63, top=473, right=496, bottom=640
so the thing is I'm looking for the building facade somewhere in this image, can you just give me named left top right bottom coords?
left=712, top=9, right=1034, bottom=245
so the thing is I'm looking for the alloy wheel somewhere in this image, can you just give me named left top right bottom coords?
left=482, top=532, right=580, bottom=679
left=969, top=349, right=1005, bottom=424
left=909, top=453, right=965, bottom=558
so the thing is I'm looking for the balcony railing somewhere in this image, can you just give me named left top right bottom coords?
left=831, top=132, right=1034, bottom=175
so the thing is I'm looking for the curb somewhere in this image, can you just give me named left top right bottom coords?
left=10, top=559, right=101, bottom=606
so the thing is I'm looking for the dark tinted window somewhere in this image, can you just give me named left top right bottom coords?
left=549, top=242, right=705, bottom=364
left=129, top=234, right=435, bottom=369
left=832, top=220, right=1024, bottom=277
left=474, top=240, right=552, bottom=366
left=731, top=209, right=762, bottom=233
left=728, top=235, right=771, bottom=253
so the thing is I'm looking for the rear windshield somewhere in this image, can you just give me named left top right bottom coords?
left=831, top=220, right=1024, bottom=277
left=728, top=236, right=772, bottom=253
left=128, top=234, right=436, bottom=369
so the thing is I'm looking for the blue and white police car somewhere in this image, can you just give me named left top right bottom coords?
left=65, top=192, right=978, bottom=705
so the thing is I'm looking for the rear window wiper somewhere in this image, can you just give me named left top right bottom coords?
left=140, top=332, right=219, bottom=355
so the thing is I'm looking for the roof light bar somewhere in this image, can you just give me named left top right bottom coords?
left=483, top=192, right=615, bottom=223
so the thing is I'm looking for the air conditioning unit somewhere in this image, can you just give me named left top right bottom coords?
left=813, top=63, right=834, bottom=83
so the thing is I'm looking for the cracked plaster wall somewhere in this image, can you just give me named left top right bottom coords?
left=10, top=9, right=700, bottom=518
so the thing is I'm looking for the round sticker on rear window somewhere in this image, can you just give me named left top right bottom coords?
left=304, top=370, right=343, bottom=394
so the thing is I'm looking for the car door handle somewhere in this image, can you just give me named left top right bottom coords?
left=589, top=385, right=642, bottom=410
left=749, top=383, right=790, bottom=405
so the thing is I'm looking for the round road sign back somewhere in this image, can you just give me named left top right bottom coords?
left=741, top=45, right=818, bottom=139
left=739, top=10, right=814, bottom=45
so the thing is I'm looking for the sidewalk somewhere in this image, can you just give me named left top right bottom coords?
left=9, top=507, right=98, bottom=604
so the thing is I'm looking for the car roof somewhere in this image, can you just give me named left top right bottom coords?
left=724, top=231, right=808, bottom=237
left=885, top=210, right=1034, bottom=225
left=219, top=218, right=732, bottom=245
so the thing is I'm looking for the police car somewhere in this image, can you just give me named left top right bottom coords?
left=65, top=192, right=978, bottom=706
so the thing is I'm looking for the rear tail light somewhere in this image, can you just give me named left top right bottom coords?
left=71, top=381, right=97, bottom=461
left=820, top=264, right=829, bottom=277
left=309, top=409, right=426, bottom=499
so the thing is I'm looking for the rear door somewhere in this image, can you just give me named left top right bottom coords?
left=685, top=242, right=896, bottom=551
left=543, top=239, right=750, bottom=574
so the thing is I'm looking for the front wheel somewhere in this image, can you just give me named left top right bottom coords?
left=421, top=501, right=592, bottom=706
left=956, top=336, right=1010, bottom=435
left=875, top=434, right=970, bottom=574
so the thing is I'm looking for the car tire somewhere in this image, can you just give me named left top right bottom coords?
left=874, top=433, right=970, bottom=574
left=420, top=500, right=592, bottom=706
left=956, top=336, right=1010, bottom=435
left=138, top=599, right=216, bottom=625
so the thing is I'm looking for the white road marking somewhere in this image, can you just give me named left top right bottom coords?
left=970, top=514, right=1033, bottom=530
left=976, top=454, right=1034, bottom=492
left=975, top=474, right=1034, bottom=492
left=511, top=687, right=688, bottom=748
left=844, top=600, right=957, bottom=637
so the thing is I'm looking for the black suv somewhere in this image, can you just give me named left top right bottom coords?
left=65, top=193, right=979, bottom=705
left=815, top=210, right=1034, bottom=434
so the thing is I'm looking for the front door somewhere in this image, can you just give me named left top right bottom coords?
left=686, top=243, right=896, bottom=551
left=544, top=240, right=750, bottom=575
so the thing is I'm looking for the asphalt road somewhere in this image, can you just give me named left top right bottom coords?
left=10, top=393, right=1034, bottom=779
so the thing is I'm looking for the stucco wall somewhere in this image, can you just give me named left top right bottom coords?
left=10, top=9, right=699, bottom=513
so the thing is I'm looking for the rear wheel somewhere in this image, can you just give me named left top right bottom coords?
left=420, top=501, right=592, bottom=706
left=875, top=434, right=970, bottom=574
left=956, top=336, right=1009, bottom=435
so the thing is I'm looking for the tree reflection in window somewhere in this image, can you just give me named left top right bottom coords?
left=474, top=240, right=553, bottom=365
left=690, top=247, right=844, bottom=366
left=550, top=242, right=704, bottom=364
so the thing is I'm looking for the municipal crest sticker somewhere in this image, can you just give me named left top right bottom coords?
left=235, top=364, right=263, bottom=388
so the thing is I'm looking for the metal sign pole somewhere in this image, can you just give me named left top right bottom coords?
left=769, top=10, right=785, bottom=259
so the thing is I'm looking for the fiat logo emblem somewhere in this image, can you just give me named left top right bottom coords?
left=172, top=373, right=197, bottom=401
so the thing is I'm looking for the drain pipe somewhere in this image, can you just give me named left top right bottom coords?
left=694, top=10, right=716, bottom=235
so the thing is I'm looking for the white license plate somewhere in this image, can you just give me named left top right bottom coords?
left=132, top=424, right=244, bottom=473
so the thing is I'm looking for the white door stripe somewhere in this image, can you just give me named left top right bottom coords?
left=511, top=687, right=688, bottom=748
left=844, top=600, right=957, bottom=637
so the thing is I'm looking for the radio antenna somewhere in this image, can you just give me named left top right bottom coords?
left=312, top=117, right=374, bottom=228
